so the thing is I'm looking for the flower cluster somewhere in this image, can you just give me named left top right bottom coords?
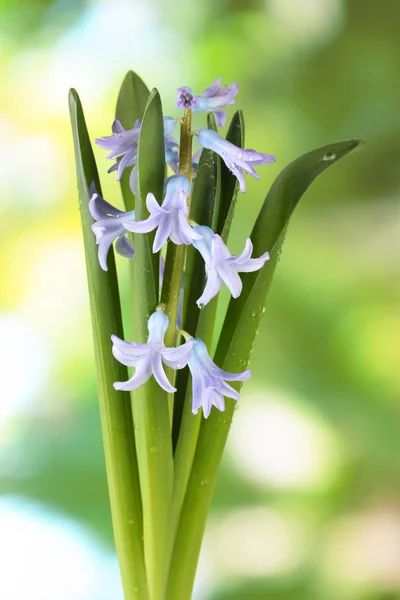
left=112, top=309, right=251, bottom=419
left=92, top=78, right=275, bottom=417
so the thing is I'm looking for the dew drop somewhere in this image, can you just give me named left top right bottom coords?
left=236, top=151, right=242, bottom=159
left=323, top=152, right=336, bottom=161
left=251, top=309, right=258, bottom=318
left=200, top=479, right=208, bottom=486
left=198, top=303, right=204, bottom=310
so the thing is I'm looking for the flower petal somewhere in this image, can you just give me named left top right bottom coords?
left=89, top=193, right=127, bottom=220
left=146, top=192, right=165, bottom=215
left=113, top=360, right=152, bottom=391
left=161, top=341, right=193, bottom=368
left=233, top=251, right=270, bottom=273
left=201, top=77, right=222, bottom=98
left=151, top=354, right=176, bottom=393
left=217, top=263, right=243, bottom=298
left=197, top=267, right=223, bottom=307
left=115, top=235, right=134, bottom=260
left=152, top=215, right=172, bottom=253
left=123, top=213, right=160, bottom=234
left=213, top=110, right=227, bottom=127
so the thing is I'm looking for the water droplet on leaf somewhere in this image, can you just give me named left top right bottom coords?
left=323, top=152, right=336, bottom=161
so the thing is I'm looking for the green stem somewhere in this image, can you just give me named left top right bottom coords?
left=161, top=109, right=193, bottom=418
left=161, top=108, right=193, bottom=341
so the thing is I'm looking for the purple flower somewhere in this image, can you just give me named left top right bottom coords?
left=176, top=78, right=238, bottom=126
left=165, top=135, right=180, bottom=174
left=188, top=338, right=251, bottom=418
left=95, top=117, right=178, bottom=193
left=176, top=88, right=197, bottom=110
left=123, top=176, right=202, bottom=253
left=112, top=310, right=193, bottom=392
left=192, top=225, right=270, bottom=307
left=89, top=186, right=135, bottom=271
left=197, top=129, right=276, bottom=193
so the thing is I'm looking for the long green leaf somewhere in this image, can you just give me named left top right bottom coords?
left=116, top=71, right=150, bottom=211
left=69, top=89, right=148, bottom=600
left=131, top=88, right=172, bottom=600
left=166, top=138, right=363, bottom=600
left=217, top=110, right=244, bottom=241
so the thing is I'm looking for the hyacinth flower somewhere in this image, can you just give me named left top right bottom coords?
left=192, top=225, right=270, bottom=306
left=70, top=68, right=360, bottom=600
left=197, top=128, right=276, bottom=193
left=123, top=175, right=202, bottom=252
left=186, top=337, right=251, bottom=418
left=89, top=186, right=135, bottom=271
left=96, top=116, right=178, bottom=192
left=176, top=78, right=238, bottom=126
left=112, top=309, right=192, bottom=392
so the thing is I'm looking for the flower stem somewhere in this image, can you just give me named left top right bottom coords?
left=161, top=109, right=193, bottom=419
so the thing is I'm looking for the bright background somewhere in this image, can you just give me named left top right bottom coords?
left=0, top=0, right=399, bottom=598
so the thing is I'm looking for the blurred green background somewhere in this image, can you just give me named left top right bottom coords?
left=0, top=0, right=399, bottom=598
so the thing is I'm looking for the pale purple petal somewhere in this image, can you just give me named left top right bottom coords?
left=161, top=341, right=193, bottom=368
left=216, top=379, right=240, bottom=401
left=97, top=231, right=118, bottom=271
left=115, top=235, right=134, bottom=259
left=201, top=77, right=222, bottom=98
left=197, top=268, right=223, bottom=307
left=191, top=374, right=206, bottom=415
left=216, top=264, right=243, bottom=298
left=89, top=193, right=126, bottom=220
left=213, top=110, right=227, bottom=127
left=147, top=310, right=169, bottom=344
left=152, top=215, right=172, bottom=252
left=212, top=365, right=251, bottom=382
left=174, top=210, right=202, bottom=245
left=113, top=360, right=152, bottom=391
left=112, top=119, right=124, bottom=134
left=209, top=389, right=226, bottom=412
left=202, top=390, right=213, bottom=418
left=151, top=354, right=176, bottom=393
left=211, top=235, right=232, bottom=261
left=232, top=251, right=270, bottom=272
left=123, top=213, right=160, bottom=234
left=229, top=238, right=253, bottom=264
left=146, top=192, right=165, bottom=215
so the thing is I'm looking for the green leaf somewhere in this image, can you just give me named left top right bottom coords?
left=131, top=88, right=172, bottom=600
left=166, top=138, right=363, bottom=600
left=115, top=71, right=150, bottom=212
left=69, top=89, right=148, bottom=600
left=217, top=110, right=245, bottom=241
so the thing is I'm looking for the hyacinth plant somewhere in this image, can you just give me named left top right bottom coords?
left=69, top=72, right=361, bottom=600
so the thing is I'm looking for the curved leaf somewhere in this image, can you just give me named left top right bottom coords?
left=69, top=89, right=148, bottom=600
left=166, top=138, right=363, bottom=600
left=217, top=110, right=245, bottom=241
left=131, top=88, right=172, bottom=600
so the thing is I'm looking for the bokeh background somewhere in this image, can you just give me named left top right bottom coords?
left=0, top=0, right=399, bottom=598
